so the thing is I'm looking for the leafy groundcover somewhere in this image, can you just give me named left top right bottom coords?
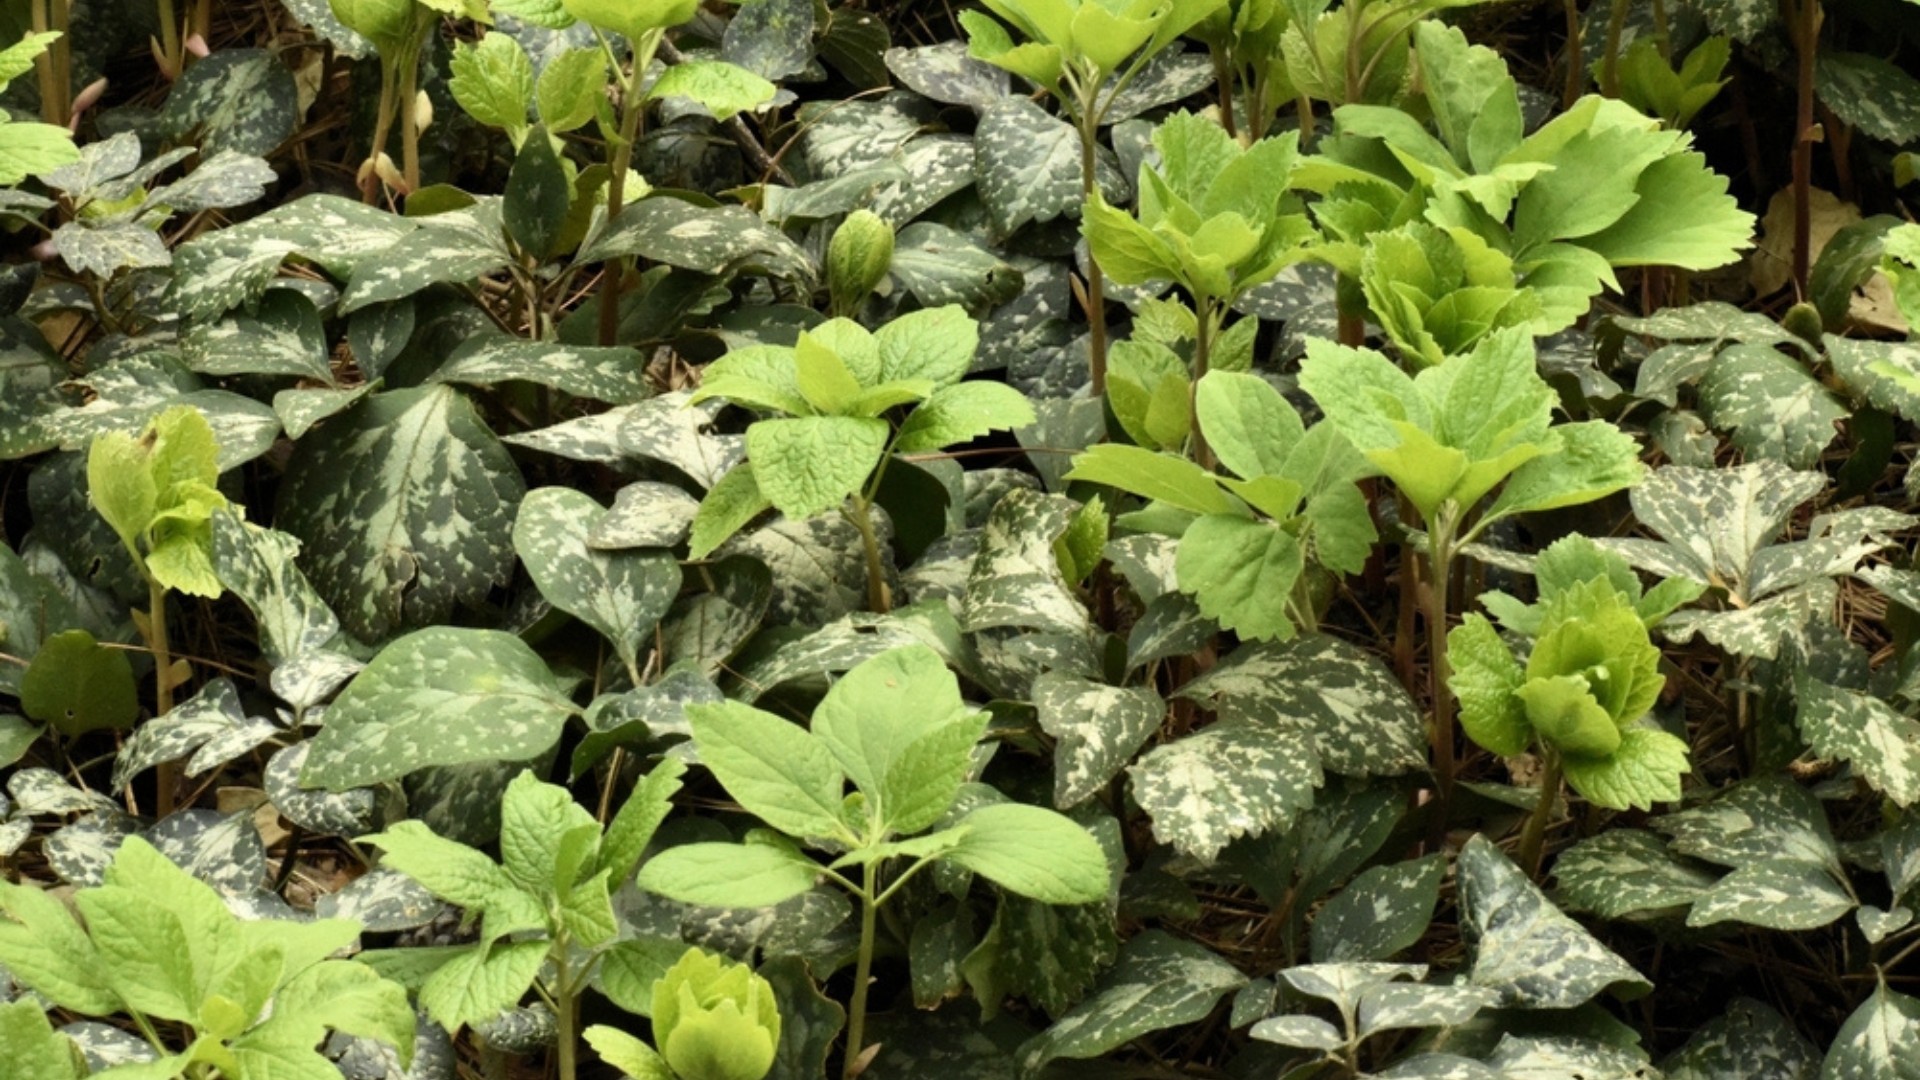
left=3, top=0, right=1920, bottom=1078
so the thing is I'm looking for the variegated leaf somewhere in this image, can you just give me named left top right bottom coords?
left=277, top=385, right=525, bottom=642
left=974, top=97, right=1087, bottom=237
left=61, top=1021, right=160, bottom=1071
left=1553, top=829, right=1716, bottom=919
left=1280, top=962, right=1425, bottom=1014
left=180, top=289, right=333, bottom=382
left=799, top=95, right=931, bottom=177
left=963, top=489, right=1090, bottom=637
left=1820, top=981, right=1920, bottom=1080
left=160, top=48, right=298, bottom=156
left=591, top=482, right=703, bottom=549
left=49, top=363, right=282, bottom=471
left=619, top=393, right=747, bottom=487
left=884, top=41, right=1007, bottom=108
left=1483, top=1035, right=1656, bottom=1080
left=1661, top=997, right=1820, bottom=1080
left=891, top=222, right=1025, bottom=312
left=431, top=339, right=652, bottom=405
left=580, top=198, right=814, bottom=282
left=44, top=812, right=137, bottom=887
left=266, top=743, right=394, bottom=837
left=111, top=679, right=281, bottom=791
left=1356, top=981, right=1499, bottom=1038
left=170, top=195, right=418, bottom=322
left=1624, top=461, right=1827, bottom=591
left=504, top=408, right=636, bottom=465
left=1458, top=835, right=1649, bottom=1009
left=301, top=627, right=576, bottom=790
left=1795, top=675, right=1920, bottom=807
left=864, top=1004, right=1017, bottom=1078
left=144, top=808, right=267, bottom=895
left=8, top=767, right=115, bottom=815
left=573, top=669, right=725, bottom=776
left=316, top=868, right=446, bottom=932
left=270, top=648, right=364, bottom=714
left=1310, top=854, right=1445, bottom=963
left=722, top=513, right=878, bottom=628
left=1685, top=859, right=1855, bottom=930
left=659, top=556, right=773, bottom=681
left=327, top=1015, right=457, bottom=1080
left=1104, top=534, right=1181, bottom=601
left=733, top=602, right=973, bottom=700
left=1017, top=930, right=1245, bottom=1074
left=869, top=135, right=978, bottom=228
left=1179, top=635, right=1426, bottom=778
left=475, top=1005, right=558, bottom=1053
left=212, top=509, right=340, bottom=666
left=1660, top=580, right=1835, bottom=660
left=1125, top=593, right=1218, bottom=672
left=1816, top=52, right=1920, bottom=145
left=1128, top=704, right=1322, bottom=864
left=1249, top=1013, right=1343, bottom=1051
left=274, top=384, right=378, bottom=441
left=1033, top=673, right=1164, bottom=809
left=1652, top=776, right=1842, bottom=872
left=339, top=203, right=513, bottom=313
left=1094, top=47, right=1215, bottom=123
left=513, top=486, right=682, bottom=677
left=52, top=221, right=168, bottom=277
left=1698, top=345, right=1845, bottom=469
left=1374, top=1054, right=1504, bottom=1079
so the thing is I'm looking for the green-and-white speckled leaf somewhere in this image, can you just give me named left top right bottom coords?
left=1018, top=930, right=1245, bottom=1073
left=591, top=482, right=703, bottom=549
left=110, top=679, right=281, bottom=791
left=275, top=384, right=378, bottom=441
left=963, top=489, right=1090, bottom=637
left=52, top=221, right=168, bottom=277
left=1310, top=854, right=1445, bottom=963
left=890, top=222, right=1024, bottom=312
left=316, top=867, right=446, bottom=932
left=61, top=1021, right=160, bottom=1071
left=1483, top=1035, right=1656, bottom=1080
left=266, top=743, right=397, bottom=837
left=1816, top=51, right=1920, bottom=145
left=733, top=602, right=975, bottom=700
left=581, top=198, right=814, bottom=282
left=277, top=385, right=525, bottom=642
left=869, top=136, right=977, bottom=228
left=513, top=486, right=681, bottom=677
left=1795, top=674, right=1920, bottom=807
left=339, top=203, right=513, bottom=313
left=1660, top=997, right=1820, bottom=1080
left=49, top=368, right=281, bottom=471
left=974, top=97, right=1086, bottom=237
left=7, top=766, right=115, bottom=815
left=1620, top=461, right=1826, bottom=590
left=1821, top=981, right=1920, bottom=1080
left=504, top=408, right=636, bottom=465
left=884, top=42, right=1007, bottom=108
left=1094, top=48, right=1215, bottom=123
left=170, top=194, right=417, bottom=322
left=1458, top=834, right=1649, bottom=1009
left=270, top=648, right=364, bottom=713
left=1698, top=345, right=1845, bottom=469
left=1033, top=673, right=1164, bottom=809
left=1179, top=635, right=1425, bottom=778
left=1553, top=829, right=1716, bottom=920
left=180, top=290, right=333, bottom=383
left=618, top=395, right=747, bottom=488
left=1124, top=593, right=1217, bottom=672
left=1660, top=580, right=1834, bottom=661
left=300, top=627, right=576, bottom=790
left=1652, top=776, right=1842, bottom=871
left=725, top=512, right=884, bottom=628
left=160, top=48, right=298, bottom=157
left=1685, top=859, right=1855, bottom=930
left=1357, top=981, right=1499, bottom=1039
left=278, top=0, right=373, bottom=56
left=145, top=808, right=267, bottom=895
left=44, top=811, right=137, bottom=887
left=1373, top=1053, right=1504, bottom=1079
left=660, top=556, right=772, bottom=680
left=212, top=509, right=340, bottom=666
left=987, top=839, right=1123, bottom=1014
left=431, top=339, right=652, bottom=405
left=863, top=1003, right=1021, bottom=1079
left=1129, top=706, right=1322, bottom=864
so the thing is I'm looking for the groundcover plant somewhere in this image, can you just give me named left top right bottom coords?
left=6, top=0, right=1920, bottom=1078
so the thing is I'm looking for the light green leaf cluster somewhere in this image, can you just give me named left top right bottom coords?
left=687, top=307, right=1035, bottom=556
left=358, top=761, right=685, bottom=1033
left=0, top=837, right=415, bottom=1079
left=1614, top=35, right=1732, bottom=130
left=651, top=948, right=782, bottom=1080
left=960, top=0, right=1226, bottom=95
left=1478, top=534, right=1706, bottom=638
left=1450, top=578, right=1687, bottom=810
left=86, top=405, right=231, bottom=598
left=1083, top=112, right=1315, bottom=310
left=1066, top=370, right=1375, bottom=640
left=0, top=32, right=79, bottom=184
left=1299, top=329, right=1642, bottom=529
left=637, top=645, right=1109, bottom=908
left=1301, top=22, right=1753, bottom=348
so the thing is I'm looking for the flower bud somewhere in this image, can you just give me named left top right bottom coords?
left=827, top=210, right=894, bottom=317
left=651, top=948, right=780, bottom=1080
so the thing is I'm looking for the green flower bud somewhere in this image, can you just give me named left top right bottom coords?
left=827, top=210, right=895, bottom=317
left=651, top=949, right=780, bottom=1080
left=561, top=0, right=699, bottom=42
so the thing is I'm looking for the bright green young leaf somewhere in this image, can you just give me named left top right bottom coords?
left=1174, top=514, right=1305, bottom=642
left=536, top=48, right=608, bottom=134
left=0, top=880, right=122, bottom=1015
left=947, top=803, right=1109, bottom=904
left=585, top=1025, right=675, bottom=1080
left=809, top=645, right=984, bottom=834
left=686, top=700, right=849, bottom=840
left=417, top=939, right=548, bottom=1036
left=894, top=381, right=1037, bottom=453
left=1065, top=444, right=1238, bottom=516
left=601, top=757, right=688, bottom=885
left=689, top=464, right=773, bottom=560
left=647, top=62, right=777, bottom=122
left=1195, top=371, right=1304, bottom=480
left=19, top=629, right=139, bottom=737
left=744, top=416, right=889, bottom=519
left=448, top=33, right=534, bottom=145
left=637, top=842, right=820, bottom=908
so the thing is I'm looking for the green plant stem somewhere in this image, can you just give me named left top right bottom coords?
left=1601, top=0, right=1630, bottom=97
left=844, top=867, right=880, bottom=1080
left=396, top=19, right=427, bottom=195
left=1789, top=0, right=1821, bottom=297
left=1213, top=48, right=1238, bottom=139
left=33, top=0, right=70, bottom=126
left=146, top=576, right=179, bottom=813
left=1190, top=302, right=1219, bottom=471
left=155, top=0, right=181, bottom=77
left=1517, top=749, right=1562, bottom=878
left=362, top=56, right=400, bottom=204
left=554, top=978, right=579, bottom=1080
left=1562, top=0, right=1584, bottom=107
left=597, top=28, right=667, bottom=348
left=1423, top=509, right=1458, bottom=848
left=845, top=496, right=892, bottom=614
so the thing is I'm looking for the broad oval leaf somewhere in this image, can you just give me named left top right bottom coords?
left=300, top=628, right=577, bottom=791
left=513, top=486, right=682, bottom=679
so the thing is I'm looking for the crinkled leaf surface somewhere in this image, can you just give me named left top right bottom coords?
left=1458, top=835, right=1649, bottom=1008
